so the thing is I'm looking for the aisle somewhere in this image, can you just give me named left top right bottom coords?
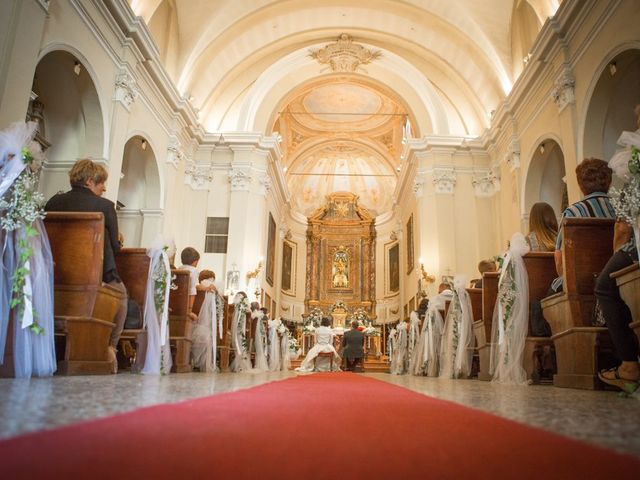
left=0, top=373, right=638, bottom=479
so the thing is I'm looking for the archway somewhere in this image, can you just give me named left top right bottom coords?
left=117, top=135, right=162, bottom=247
left=583, top=48, right=640, bottom=163
left=30, top=50, right=104, bottom=199
left=523, top=139, right=567, bottom=221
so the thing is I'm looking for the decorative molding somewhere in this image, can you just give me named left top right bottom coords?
left=432, top=168, right=456, bottom=194
left=184, top=160, right=213, bottom=190
left=166, top=138, right=184, bottom=169
left=114, top=72, right=139, bottom=110
left=308, top=33, right=382, bottom=72
left=551, top=65, right=576, bottom=112
left=412, top=174, right=425, bottom=198
left=140, top=208, right=164, bottom=217
left=228, top=168, right=252, bottom=192
left=472, top=169, right=501, bottom=197
left=258, top=174, right=272, bottom=196
left=505, top=138, right=521, bottom=172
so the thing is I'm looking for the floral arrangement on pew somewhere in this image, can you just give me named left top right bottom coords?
left=363, top=321, right=381, bottom=337
left=288, top=336, right=301, bottom=359
left=303, top=306, right=323, bottom=332
left=609, top=123, right=640, bottom=259
left=0, top=124, right=46, bottom=335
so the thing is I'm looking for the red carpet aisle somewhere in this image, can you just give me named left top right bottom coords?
left=0, top=373, right=638, bottom=479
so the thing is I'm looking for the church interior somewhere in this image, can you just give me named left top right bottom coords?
left=0, top=0, right=639, bottom=477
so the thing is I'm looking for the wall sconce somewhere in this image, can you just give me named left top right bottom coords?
left=608, top=61, right=617, bottom=76
left=246, top=259, right=264, bottom=281
left=539, top=143, right=545, bottom=155
left=73, top=61, right=81, bottom=76
left=141, top=139, right=147, bottom=150
left=417, top=258, right=435, bottom=297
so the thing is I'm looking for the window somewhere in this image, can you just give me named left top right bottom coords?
left=204, top=217, right=229, bottom=253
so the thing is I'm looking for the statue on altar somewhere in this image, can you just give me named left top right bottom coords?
left=332, top=249, right=349, bottom=288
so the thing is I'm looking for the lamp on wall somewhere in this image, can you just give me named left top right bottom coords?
left=417, top=258, right=435, bottom=297
left=141, top=139, right=147, bottom=150
left=246, top=257, right=264, bottom=299
left=73, top=61, right=81, bottom=76
left=608, top=61, right=617, bottom=76
left=539, top=143, right=545, bottom=155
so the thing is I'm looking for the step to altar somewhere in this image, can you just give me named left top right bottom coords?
left=289, top=356, right=390, bottom=373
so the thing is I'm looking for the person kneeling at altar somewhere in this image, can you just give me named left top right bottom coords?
left=342, top=320, right=365, bottom=372
left=295, top=317, right=341, bottom=372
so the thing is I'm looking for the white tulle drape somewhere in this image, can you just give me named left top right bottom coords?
left=407, top=311, right=421, bottom=370
left=191, top=279, right=223, bottom=372
left=141, top=238, right=173, bottom=375
left=252, top=311, right=269, bottom=371
left=412, top=292, right=449, bottom=376
left=439, top=276, right=474, bottom=379
left=267, top=319, right=281, bottom=371
left=230, top=295, right=252, bottom=372
left=0, top=122, right=56, bottom=378
left=280, top=328, right=291, bottom=371
left=490, top=233, right=531, bottom=385
left=390, top=322, right=409, bottom=375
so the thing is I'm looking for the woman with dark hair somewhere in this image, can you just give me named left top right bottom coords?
left=526, top=202, right=558, bottom=252
left=296, top=316, right=341, bottom=372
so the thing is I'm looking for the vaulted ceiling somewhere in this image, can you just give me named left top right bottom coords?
left=129, top=0, right=561, bottom=216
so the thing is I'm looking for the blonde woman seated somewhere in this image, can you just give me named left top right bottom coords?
left=295, top=317, right=341, bottom=372
left=526, top=202, right=558, bottom=252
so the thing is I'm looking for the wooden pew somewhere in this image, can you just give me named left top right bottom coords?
left=474, top=271, right=499, bottom=381
left=522, top=252, right=557, bottom=382
left=169, top=269, right=193, bottom=372
left=115, top=248, right=150, bottom=373
left=611, top=262, right=640, bottom=344
left=541, top=218, right=617, bottom=389
left=44, top=212, right=126, bottom=375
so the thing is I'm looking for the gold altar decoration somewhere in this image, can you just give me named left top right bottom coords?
left=305, top=192, right=376, bottom=325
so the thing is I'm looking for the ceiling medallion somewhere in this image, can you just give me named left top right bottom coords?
left=309, top=34, right=382, bottom=73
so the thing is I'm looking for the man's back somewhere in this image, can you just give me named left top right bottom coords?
left=342, top=328, right=365, bottom=358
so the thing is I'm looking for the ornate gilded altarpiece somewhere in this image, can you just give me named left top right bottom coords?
left=305, top=192, right=376, bottom=323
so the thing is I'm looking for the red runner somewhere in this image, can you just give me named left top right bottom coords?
left=0, top=373, right=637, bottom=479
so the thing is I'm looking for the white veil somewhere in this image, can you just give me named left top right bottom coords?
left=490, top=233, right=530, bottom=385
left=141, top=236, right=174, bottom=375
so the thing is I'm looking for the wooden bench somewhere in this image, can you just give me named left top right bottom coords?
left=474, top=271, right=499, bottom=381
left=43, top=212, right=125, bottom=375
left=115, top=248, right=150, bottom=373
left=541, top=218, right=617, bottom=389
left=168, top=269, right=194, bottom=373
left=611, top=261, right=640, bottom=344
left=522, top=252, right=557, bottom=383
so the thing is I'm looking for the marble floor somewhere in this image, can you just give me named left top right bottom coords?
left=0, top=371, right=638, bottom=458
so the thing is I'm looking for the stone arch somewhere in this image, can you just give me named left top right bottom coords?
left=32, top=48, right=106, bottom=199
left=117, top=134, right=162, bottom=247
left=581, top=46, right=640, bottom=166
left=522, top=137, right=567, bottom=222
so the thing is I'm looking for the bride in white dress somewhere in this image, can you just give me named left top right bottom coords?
left=296, top=317, right=341, bottom=372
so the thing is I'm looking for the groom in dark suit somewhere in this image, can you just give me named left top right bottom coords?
left=342, top=320, right=365, bottom=372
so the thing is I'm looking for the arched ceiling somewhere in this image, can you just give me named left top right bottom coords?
left=128, top=0, right=561, bottom=217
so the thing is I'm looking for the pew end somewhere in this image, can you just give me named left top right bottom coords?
left=611, top=262, right=640, bottom=344
left=474, top=271, right=499, bottom=381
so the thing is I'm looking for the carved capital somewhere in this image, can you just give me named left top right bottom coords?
left=472, top=169, right=501, bottom=197
left=167, top=138, right=184, bottom=169
left=228, top=168, right=252, bottom=192
left=412, top=174, right=425, bottom=198
left=184, top=160, right=213, bottom=190
left=114, top=72, right=138, bottom=110
left=432, top=168, right=456, bottom=194
left=258, top=174, right=272, bottom=196
left=551, top=67, right=575, bottom=112
left=506, top=138, right=520, bottom=172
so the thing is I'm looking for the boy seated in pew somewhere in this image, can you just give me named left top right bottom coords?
left=471, top=260, right=496, bottom=288
left=179, top=247, right=217, bottom=321
left=45, top=159, right=127, bottom=373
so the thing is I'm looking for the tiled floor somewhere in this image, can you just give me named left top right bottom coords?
left=0, top=371, right=638, bottom=457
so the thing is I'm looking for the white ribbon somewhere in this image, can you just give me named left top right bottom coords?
left=159, top=250, right=171, bottom=346
left=497, top=253, right=512, bottom=346
left=20, top=259, right=33, bottom=329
